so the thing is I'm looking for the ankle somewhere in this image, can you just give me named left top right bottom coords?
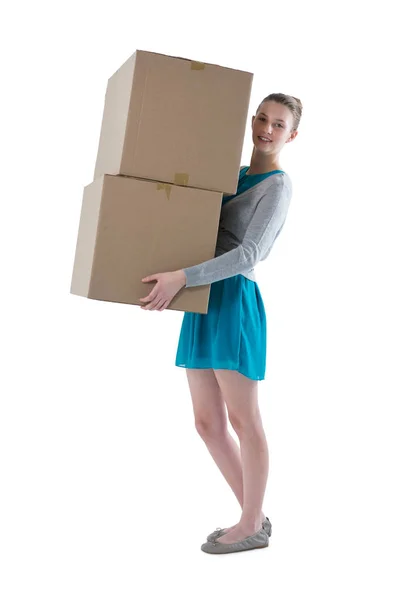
left=240, top=510, right=265, bottom=520
left=239, top=516, right=263, bottom=531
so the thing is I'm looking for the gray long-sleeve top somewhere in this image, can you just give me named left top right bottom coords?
left=183, top=172, right=293, bottom=288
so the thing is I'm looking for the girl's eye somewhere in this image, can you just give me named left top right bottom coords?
left=259, top=117, right=283, bottom=127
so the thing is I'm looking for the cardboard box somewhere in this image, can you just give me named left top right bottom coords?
left=94, top=50, right=253, bottom=194
left=70, top=175, right=222, bottom=313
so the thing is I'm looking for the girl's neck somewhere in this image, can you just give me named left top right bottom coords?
left=247, top=147, right=282, bottom=175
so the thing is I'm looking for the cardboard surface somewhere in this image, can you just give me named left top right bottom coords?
left=94, top=50, right=253, bottom=194
left=70, top=175, right=222, bottom=313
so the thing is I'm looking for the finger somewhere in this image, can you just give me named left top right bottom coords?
left=142, top=295, right=161, bottom=311
left=139, top=285, right=159, bottom=303
left=151, top=297, right=166, bottom=311
left=155, top=298, right=166, bottom=311
left=142, top=274, right=158, bottom=282
left=159, top=299, right=170, bottom=311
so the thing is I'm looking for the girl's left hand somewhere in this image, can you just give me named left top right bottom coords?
left=139, top=270, right=187, bottom=311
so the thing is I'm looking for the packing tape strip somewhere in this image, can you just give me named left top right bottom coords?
left=191, top=61, right=205, bottom=70
left=156, top=183, right=172, bottom=200
left=174, top=173, right=189, bottom=186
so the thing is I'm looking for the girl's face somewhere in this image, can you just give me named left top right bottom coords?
left=252, top=101, right=297, bottom=154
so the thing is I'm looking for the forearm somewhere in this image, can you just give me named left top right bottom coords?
left=183, top=243, right=258, bottom=288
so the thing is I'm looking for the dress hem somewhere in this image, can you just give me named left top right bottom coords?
left=175, top=361, right=265, bottom=381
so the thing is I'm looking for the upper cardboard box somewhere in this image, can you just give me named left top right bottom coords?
left=94, top=50, right=253, bottom=194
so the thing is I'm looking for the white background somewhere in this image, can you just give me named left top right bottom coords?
left=1, top=0, right=399, bottom=598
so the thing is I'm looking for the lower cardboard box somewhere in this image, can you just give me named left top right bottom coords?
left=70, top=174, right=222, bottom=313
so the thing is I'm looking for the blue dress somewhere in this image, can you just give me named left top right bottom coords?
left=175, top=167, right=285, bottom=381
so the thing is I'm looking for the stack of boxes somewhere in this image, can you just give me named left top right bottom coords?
left=70, top=50, right=253, bottom=313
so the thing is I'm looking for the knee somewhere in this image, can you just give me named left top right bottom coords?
left=228, top=414, right=245, bottom=436
left=228, top=412, right=262, bottom=438
left=194, top=416, right=228, bottom=440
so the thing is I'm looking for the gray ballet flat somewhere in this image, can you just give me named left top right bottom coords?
left=207, top=516, right=272, bottom=542
left=201, top=526, right=269, bottom=554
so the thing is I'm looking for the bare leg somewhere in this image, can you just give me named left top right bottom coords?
left=212, top=369, right=269, bottom=544
left=186, top=369, right=265, bottom=533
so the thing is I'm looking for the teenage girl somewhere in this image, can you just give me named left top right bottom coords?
left=140, top=93, right=302, bottom=554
